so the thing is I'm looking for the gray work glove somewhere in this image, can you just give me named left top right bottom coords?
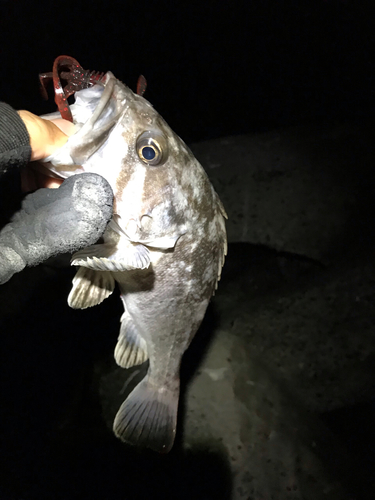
left=0, top=172, right=113, bottom=284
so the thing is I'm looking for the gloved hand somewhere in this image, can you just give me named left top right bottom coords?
left=0, top=106, right=114, bottom=284
left=0, top=172, right=113, bottom=284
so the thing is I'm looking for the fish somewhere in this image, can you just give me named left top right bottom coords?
left=41, top=70, right=227, bottom=453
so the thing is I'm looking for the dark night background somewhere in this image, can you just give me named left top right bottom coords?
left=1, top=1, right=375, bottom=499
left=0, top=1, right=373, bottom=143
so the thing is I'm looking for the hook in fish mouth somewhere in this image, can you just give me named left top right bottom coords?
left=39, top=55, right=146, bottom=124
left=39, top=55, right=106, bottom=122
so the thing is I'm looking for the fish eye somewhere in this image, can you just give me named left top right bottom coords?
left=136, top=131, right=167, bottom=166
left=142, top=146, right=156, bottom=161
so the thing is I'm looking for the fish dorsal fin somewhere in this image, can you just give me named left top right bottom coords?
left=68, top=267, right=115, bottom=309
left=214, top=219, right=227, bottom=293
left=114, top=311, right=148, bottom=368
left=215, top=190, right=228, bottom=220
left=213, top=191, right=228, bottom=294
left=71, top=242, right=151, bottom=271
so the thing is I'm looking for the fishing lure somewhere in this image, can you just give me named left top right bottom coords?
left=39, top=55, right=146, bottom=122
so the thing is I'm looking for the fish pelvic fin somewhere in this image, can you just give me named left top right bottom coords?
left=71, top=242, right=151, bottom=272
left=68, top=267, right=115, bottom=309
left=114, top=312, right=148, bottom=368
left=113, top=374, right=179, bottom=453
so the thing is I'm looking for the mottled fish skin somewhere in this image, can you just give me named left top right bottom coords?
left=43, top=71, right=227, bottom=453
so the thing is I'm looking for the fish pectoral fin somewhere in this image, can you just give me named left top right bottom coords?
left=113, top=374, right=179, bottom=453
left=71, top=242, right=151, bottom=272
left=114, top=312, right=148, bottom=368
left=68, top=267, right=115, bottom=309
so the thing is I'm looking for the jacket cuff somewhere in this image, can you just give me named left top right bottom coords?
left=0, top=102, right=31, bottom=172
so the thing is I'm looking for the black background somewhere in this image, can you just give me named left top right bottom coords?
left=1, top=0, right=373, bottom=143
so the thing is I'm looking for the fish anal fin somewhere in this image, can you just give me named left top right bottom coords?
left=68, top=266, right=115, bottom=309
left=113, top=374, right=179, bottom=453
left=114, top=313, right=148, bottom=368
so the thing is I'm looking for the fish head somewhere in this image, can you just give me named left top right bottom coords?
left=110, top=83, right=202, bottom=246
left=42, top=71, right=224, bottom=252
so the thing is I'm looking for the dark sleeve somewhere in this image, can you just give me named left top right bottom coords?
left=0, top=102, right=31, bottom=174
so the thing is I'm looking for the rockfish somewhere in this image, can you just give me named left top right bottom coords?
left=42, top=71, right=227, bottom=452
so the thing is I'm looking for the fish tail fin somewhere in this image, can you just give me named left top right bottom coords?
left=113, top=374, right=179, bottom=453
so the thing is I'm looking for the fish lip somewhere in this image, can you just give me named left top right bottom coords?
left=77, top=72, right=116, bottom=135
left=67, top=74, right=119, bottom=164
